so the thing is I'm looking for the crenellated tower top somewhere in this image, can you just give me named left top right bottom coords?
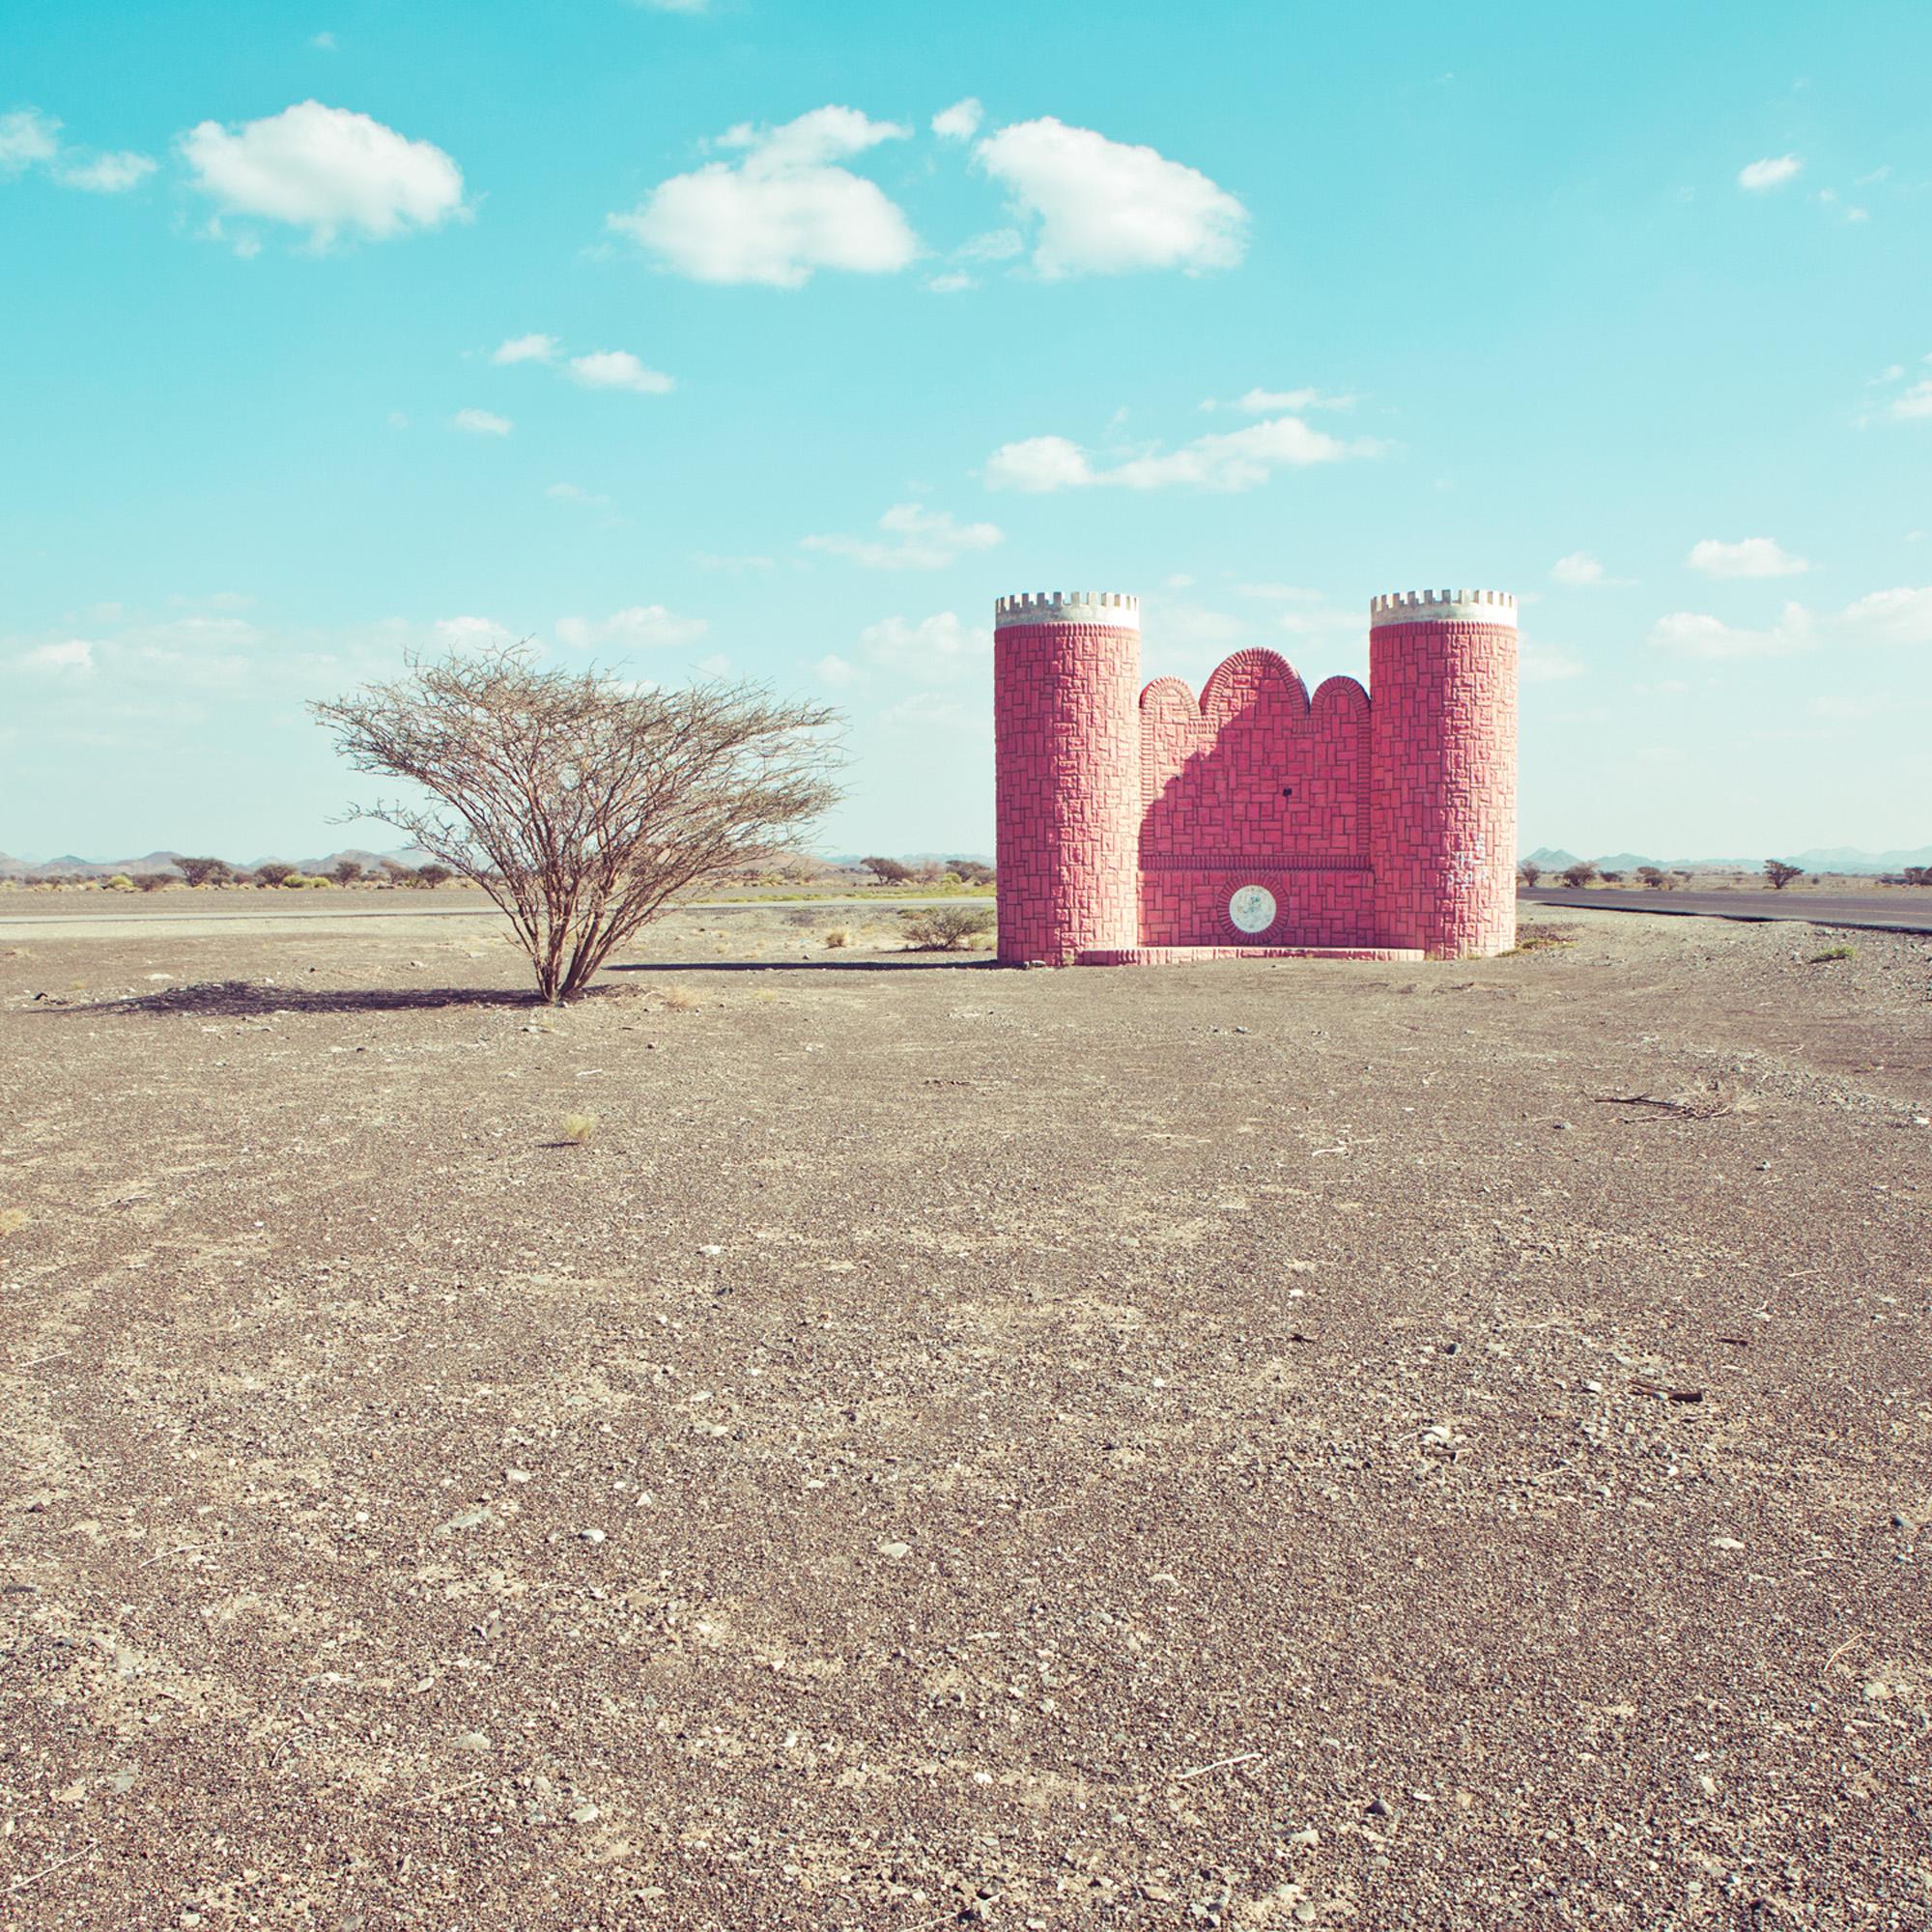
left=995, top=590, right=1140, bottom=630
left=1369, top=588, right=1517, bottom=629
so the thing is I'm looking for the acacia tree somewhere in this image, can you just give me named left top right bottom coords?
left=1764, top=859, right=1804, bottom=891
left=312, top=646, right=843, bottom=1003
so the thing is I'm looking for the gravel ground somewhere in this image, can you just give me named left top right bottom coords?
left=1, top=905, right=1928, bottom=1929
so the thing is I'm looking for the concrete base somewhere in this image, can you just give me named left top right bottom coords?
left=1073, top=944, right=1426, bottom=966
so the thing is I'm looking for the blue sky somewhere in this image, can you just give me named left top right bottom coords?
left=3, top=0, right=1928, bottom=862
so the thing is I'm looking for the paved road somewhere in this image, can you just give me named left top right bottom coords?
left=0, top=895, right=993, bottom=934
left=1521, top=886, right=1932, bottom=934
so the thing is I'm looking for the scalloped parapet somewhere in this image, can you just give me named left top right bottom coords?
left=1369, top=588, right=1517, bottom=629
left=995, top=590, right=1140, bottom=631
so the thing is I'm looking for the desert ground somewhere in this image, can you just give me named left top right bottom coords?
left=1, top=902, right=1927, bottom=1929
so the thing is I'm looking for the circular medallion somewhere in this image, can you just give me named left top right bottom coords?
left=1229, top=884, right=1277, bottom=936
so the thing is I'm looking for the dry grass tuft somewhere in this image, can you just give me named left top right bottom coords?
left=823, top=927, right=853, bottom=950
left=559, top=1112, right=598, bottom=1145
left=1505, top=923, right=1580, bottom=956
left=660, top=985, right=703, bottom=1011
left=0, top=1208, right=28, bottom=1236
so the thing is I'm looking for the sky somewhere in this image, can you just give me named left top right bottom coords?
left=2, top=0, right=1929, bottom=864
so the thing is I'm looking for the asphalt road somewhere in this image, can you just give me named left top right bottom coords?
left=1521, top=885, right=1932, bottom=933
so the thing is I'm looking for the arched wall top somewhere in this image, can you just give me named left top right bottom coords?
left=1197, top=647, right=1311, bottom=731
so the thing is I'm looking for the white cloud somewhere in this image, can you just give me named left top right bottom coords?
left=310, top=31, right=338, bottom=51
left=0, top=108, right=61, bottom=174
left=57, top=151, right=156, bottom=193
left=858, top=611, right=990, bottom=681
left=546, top=482, right=611, bottom=508
left=955, top=227, right=1023, bottom=263
left=609, top=105, right=916, bottom=287
left=932, top=98, right=983, bottom=142
left=1739, top=154, right=1802, bottom=191
left=554, top=606, right=708, bottom=650
left=811, top=653, right=861, bottom=687
left=566, top=349, right=674, bottom=395
left=983, top=435, right=1094, bottom=492
left=1519, top=637, right=1587, bottom=682
left=1835, top=585, right=1932, bottom=647
left=1649, top=606, right=1814, bottom=660
left=432, top=615, right=513, bottom=650
left=1236, top=386, right=1351, bottom=412
left=632, top=0, right=709, bottom=10
left=1550, top=551, right=1616, bottom=586
left=1890, top=380, right=1932, bottom=421
left=452, top=409, right=512, bottom=436
left=491, top=332, right=557, bottom=364
left=926, top=270, right=974, bottom=294
left=1, top=109, right=154, bottom=193
left=1687, top=536, right=1809, bottom=579
left=803, top=503, right=1002, bottom=571
left=986, top=414, right=1367, bottom=494
left=972, top=117, right=1246, bottom=277
left=179, top=100, right=465, bottom=245
left=19, top=639, right=95, bottom=673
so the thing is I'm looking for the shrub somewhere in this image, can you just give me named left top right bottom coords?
left=1560, top=862, right=1598, bottom=890
left=103, top=873, right=136, bottom=892
left=255, top=862, right=298, bottom=887
left=863, top=856, right=914, bottom=885
left=1517, top=862, right=1542, bottom=888
left=660, top=985, right=702, bottom=1010
left=899, top=905, right=996, bottom=951
left=1599, top=870, right=1625, bottom=886
left=177, top=857, right=231, bottom=888
left=1764, top=859, right=1804, bottom=891
left=331, top=860, right=363, bottom=886
left=313, top=648, right=842, bottom=1004
left=559, top=1112, right=598, bottom=1145
left=415, top=864, right=453, bottom=889
left=131, top=872, right=173, bottom=893
left=823, top=927, right=852, bottom=949
left=950, top=860, right=995, bottom=886
left=1807, top=944, right=1857, bottom=963
left=1903, top=866, right=1930, bottom=888
left=1636, top=867, right=1669, bottom=891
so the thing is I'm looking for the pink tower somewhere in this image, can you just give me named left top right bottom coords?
left=1368, top=589, right=1519, bottom=958
left=993, top=591, right=1142, bottom=965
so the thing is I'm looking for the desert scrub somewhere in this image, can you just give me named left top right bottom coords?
left=898, top=906, right=996, bottom=951
left=823, top=927, right=852, bottom=949
left=1504, top=923, right=1579, bottom=955
left=659, top=985, right=703, bottom=1010
left=1807, top=944, right=1858, bottom=963
left=559, top=1112, right=598, bottom=1145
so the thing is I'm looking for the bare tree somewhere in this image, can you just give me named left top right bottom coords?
left=312, top=646, right=843, bottom=1003
left=1561, top=861, right=1598, bottom=890
left=1517, top=861, right=1541, bottom=888
left=330, top=859, right=363, bottom=886
left=1763, top=859, right=1804, bottom=891
left=863, top=855, right=914, bottom=885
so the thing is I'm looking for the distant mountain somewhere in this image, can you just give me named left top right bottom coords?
left=0, top=846, right=432, bottom=879
left=1520, top=844, right=1931, bottom=876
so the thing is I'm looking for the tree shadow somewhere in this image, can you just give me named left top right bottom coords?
left=53, top=979, right=541, bottom=1018
left=609, top=955, right=1000, bottom=975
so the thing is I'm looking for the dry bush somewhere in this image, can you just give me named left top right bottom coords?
left=0, top=1208, right=27, bottom=1236
left=898, top=905, right=995, bottom=951
left=312, top=646, right=843, bottom=1004
left=823, top=927, right=852, bottom=949
left=660, top=985, right=703, bottom=1010
left=559, top=1112, right=598, bottom=1145
left=1506, top=923, right=1580, bottom=955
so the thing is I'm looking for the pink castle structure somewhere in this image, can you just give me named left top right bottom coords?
left=993, top=587, right=1518, bottom=965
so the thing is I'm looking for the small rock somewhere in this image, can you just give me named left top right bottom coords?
left=1711, top=1536, right=1747, bottom=1551
left=1366, top=1797, right=1390, bottom=1818
left=579, top=1527, right=606, bottom=1545
left=571, top=1803, right=601, bottom=1824
left=1286, top=1828, right=1320, bottom=1849
left=876, top=1539, right=912, bottom=1560
left=454, top=1730, right=490, bottom=1752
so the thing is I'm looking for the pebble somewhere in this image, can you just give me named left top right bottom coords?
left=454, top=1731, right=490, bottom=1752
left=1366, top=1797, right=1390, bottom=1817
left=579, top=1527, right=606, bottom=1545
left=876, top=1540, right=912, bottom=1560
left=1286, top=1828, right=1320, bottom=1849
left=571, top=1803, right=601, bottom=1824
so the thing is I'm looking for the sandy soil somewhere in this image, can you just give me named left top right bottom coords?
left=1, top=906, right=1928, bottom=1929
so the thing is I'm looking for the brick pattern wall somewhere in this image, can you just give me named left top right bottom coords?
left=993, top=619, right=1142, bottom=964
left=1369, top=619, right=1519, bottom=957
left=1137, top=650, right=1375, bottom=947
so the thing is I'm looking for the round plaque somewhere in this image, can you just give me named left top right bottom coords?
left=1229, top=884, right=1277, bottom=935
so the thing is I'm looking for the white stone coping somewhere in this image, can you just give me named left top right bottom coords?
left=1369, top=588, right=1517, bottom=629
left=995, top=591, right=1140, bottom=630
